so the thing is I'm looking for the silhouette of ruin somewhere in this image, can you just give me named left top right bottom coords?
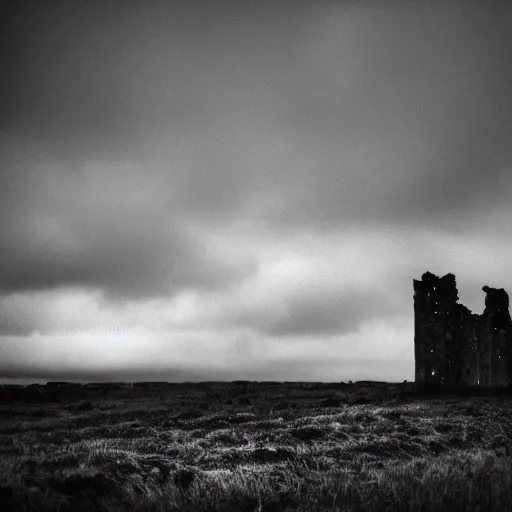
left=414, top=272, right=512, bottom=391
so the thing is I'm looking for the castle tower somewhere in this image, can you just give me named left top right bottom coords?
left=481, top=286, right=512, bottom=387
left=414, top=272, right=463, bottom=390
left=414, top=272, right=512, bottom=391
left=482, top=286, right=512, bottom=330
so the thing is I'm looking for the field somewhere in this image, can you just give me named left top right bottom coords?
left=2, top=381, right=512, bottom=511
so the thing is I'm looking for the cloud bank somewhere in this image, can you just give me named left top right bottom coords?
left=1, top=0, right=512, bottom=381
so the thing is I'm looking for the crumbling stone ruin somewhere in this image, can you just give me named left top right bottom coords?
left=414, top=272, right=512, bottom=391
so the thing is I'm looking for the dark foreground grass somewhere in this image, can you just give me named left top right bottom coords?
left=2, top=450, right=512, bottom=511
left=2, top=382, right=512, bottom=511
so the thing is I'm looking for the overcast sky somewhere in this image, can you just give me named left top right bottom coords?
left=1, top=0, right=512, bottom=384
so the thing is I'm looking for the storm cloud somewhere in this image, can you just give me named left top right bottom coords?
left=1, top=0, right=512, bottom=381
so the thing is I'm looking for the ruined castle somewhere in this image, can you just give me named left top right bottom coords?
left=414, top=272, right=512, bottom=390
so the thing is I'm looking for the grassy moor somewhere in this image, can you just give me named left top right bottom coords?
left=2, top=381, right=512, bottom=511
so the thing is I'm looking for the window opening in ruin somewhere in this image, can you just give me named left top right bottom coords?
left=431, top=371, right=435, bottom=376
left=431, top=349, right=434, bottom=353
